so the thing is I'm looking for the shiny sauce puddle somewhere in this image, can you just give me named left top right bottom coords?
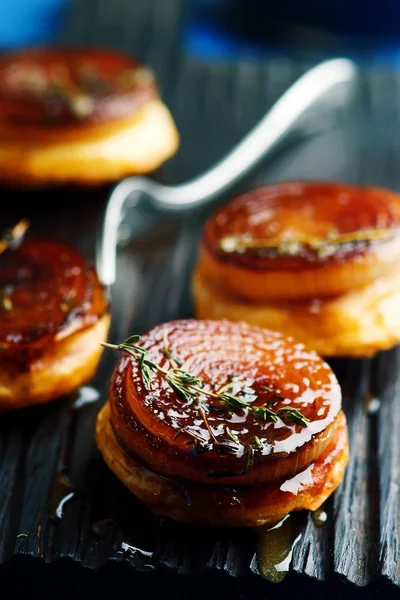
left=255, top=515, right=301, bottom=583
left=255, top=506, right=327, bottom=582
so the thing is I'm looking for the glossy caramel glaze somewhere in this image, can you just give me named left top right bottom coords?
left=0, top=47, right=157, bottom=127
left=0, top=239, right=108, bottom=360
left=199, top=182, right=400, bottom=301
left=205, top=182, right=400, bottom=269
left=97, top=402, right=348, bottom=527
left=193, top=263, right=400, bottom=357
left=109, top=320, right=341, bottom=486
left=0, top=314, right=110, bottom=410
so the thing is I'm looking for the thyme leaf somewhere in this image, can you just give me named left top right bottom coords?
left=253, top=436, right=263, bottom=449
left=244, top=446, right=255, bottom=474
left=102, top=334, right=310, bottom=468
left=219, top=392, right=251, bottom=412
left=166, top=374, right=197, bottom=402
left=0, top=219, right=30, bottom=257
left=226, top=427, right=240, bottom=444
left=124, top=334, right=141, bottom=345
left=173, top=429, right=185, bottom=441
left=252, top=405, right=279, bottom=423
left=277, top=406, right=310, bottom=427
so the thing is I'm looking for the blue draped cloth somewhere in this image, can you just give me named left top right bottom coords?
left=0, top=0, right=67, bottom=49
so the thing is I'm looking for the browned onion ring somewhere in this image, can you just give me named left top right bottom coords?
left=109, top=319, right=341, bottom=486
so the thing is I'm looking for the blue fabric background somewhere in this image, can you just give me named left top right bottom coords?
left=0, top=0, right=67, bottom=49
left=3, top=0, right=400, bottom=66
left=183, top=0, right=400, bottom=65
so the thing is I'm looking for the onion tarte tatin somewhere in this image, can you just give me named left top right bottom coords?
left=0, top=47, right=179, bottom=187
left=96, top=319, right=348, bottom=527
left=193, top=181, right=400, bottom=357
left=0, top=225, right=110, bottom=410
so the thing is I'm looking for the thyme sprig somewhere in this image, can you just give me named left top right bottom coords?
left=101, top=336, right=310, bottom=429
left=0, top=218, right=30, bottom=257
left=219, top=227, right=396, bottom=258
left=102, top=334, right=310, bottom=474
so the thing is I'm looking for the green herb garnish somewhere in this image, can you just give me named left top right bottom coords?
left=253, top=436, right=263, bottom=449
left=275, top=406, right=310, bottom=427
left=0, top=219, right=30, bottom=257
left=219, top=227, right=396, bottom=258
left=102, top=334, right=310, bottom=470
left=226, top=427, right=240, bottom=444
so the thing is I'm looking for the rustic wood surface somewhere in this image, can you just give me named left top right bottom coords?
left=1, top=0, right=400, bottom=597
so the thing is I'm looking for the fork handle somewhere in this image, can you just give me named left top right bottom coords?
left=98, top=58, right=357, bottom=285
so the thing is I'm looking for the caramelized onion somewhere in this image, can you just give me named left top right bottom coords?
left=201, top=182, right=400, bottom=301
left=109, top=320, right=341, bottom=486
left=0, top=47, right=157, bottom=128
left=0, top=238, right=108, bottom=358
left=193, top=263, right=400, bottom=357
left=97, top=404, right=348, bottom=527
left=0, top=48, right=179, bottom=187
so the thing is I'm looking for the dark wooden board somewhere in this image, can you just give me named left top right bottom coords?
left=1, top=0, right=400, bottom=597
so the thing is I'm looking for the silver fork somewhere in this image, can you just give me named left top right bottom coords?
left=97, top=58, right=357, bottom=287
